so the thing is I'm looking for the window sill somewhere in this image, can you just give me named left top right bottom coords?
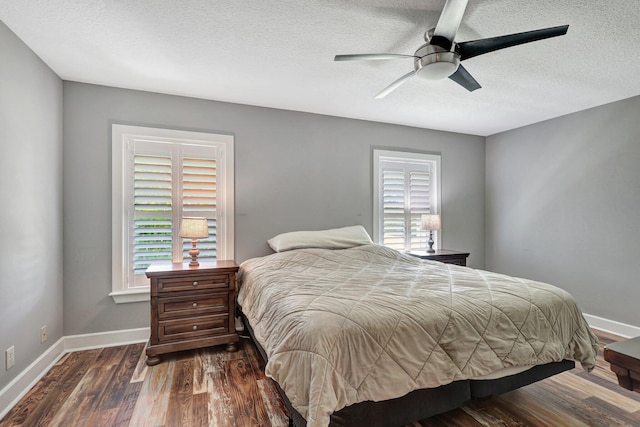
left=109, top=288, right=150, bottom=304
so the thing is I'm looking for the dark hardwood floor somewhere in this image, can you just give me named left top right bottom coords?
left=1, top=329, right=639, bottom=427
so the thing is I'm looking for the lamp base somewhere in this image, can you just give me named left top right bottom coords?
left=188, top=241, right=200, bottom=267
left=427, top=231, right=435, bottom=253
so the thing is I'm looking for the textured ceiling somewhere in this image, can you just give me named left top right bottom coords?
left=2, top=0, right=640, bottom=136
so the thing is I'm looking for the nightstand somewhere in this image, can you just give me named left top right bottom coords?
left=408, top=249, right=470, bottom=266
left=144, top=260, right=240, bottom=366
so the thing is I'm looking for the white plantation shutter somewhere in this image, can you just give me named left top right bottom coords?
left=381, top=168, right=405, bottom=250
left=408, top=169, right=431, bottom=251
left=181, top=156, right=217, bottom=261
left=133, top=154, right=173, bottom=278
left=374, top=150, right=440, bottom=253
left=112, top=125, right=234, bottom=301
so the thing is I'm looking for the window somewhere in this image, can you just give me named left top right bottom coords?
left=373, top=149, right=441, bottom=252
left=111, top=125, right=234, bottom=303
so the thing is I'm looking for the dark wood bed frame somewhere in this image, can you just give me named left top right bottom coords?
left=240, top=312, right=575, bottom=427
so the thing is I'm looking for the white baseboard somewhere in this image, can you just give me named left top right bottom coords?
left=63, top=327, right=149, bottom=352
left=0, top=327, right=149, bottom=421
left=0, top=338, right=65, bottom=421
left=583, top=313, right=640, bottom=339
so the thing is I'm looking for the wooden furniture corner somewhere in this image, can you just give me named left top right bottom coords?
left=144, top=260, right=240, bottom=366
left=604, top=336, right=640, bottom=392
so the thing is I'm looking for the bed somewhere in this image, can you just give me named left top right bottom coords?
left=237, top=227, right=599, bottom=427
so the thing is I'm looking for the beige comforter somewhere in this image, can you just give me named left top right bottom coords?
left=237, top=244, right=598, bottom=427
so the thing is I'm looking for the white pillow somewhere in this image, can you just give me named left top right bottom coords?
left=267, top=225, right=373, bottom=252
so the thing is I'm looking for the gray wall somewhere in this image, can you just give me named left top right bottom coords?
left=486, top=95, right=640, bottom=327
left=0, top=22, right=63, bottom=390
left=63, top=81, right=485, bottom=335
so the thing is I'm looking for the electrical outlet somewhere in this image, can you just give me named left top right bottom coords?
left=6, top=346, right=15, bottom=371
left=41, top=325, right=47, bottom=343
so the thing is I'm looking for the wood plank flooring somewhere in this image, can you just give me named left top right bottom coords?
left=1, top=329, right=639, bottom=426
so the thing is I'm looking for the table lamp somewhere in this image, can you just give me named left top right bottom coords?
left=420, top=214, right=441, bottom=253
left=179, top=217, right=209, bottom=266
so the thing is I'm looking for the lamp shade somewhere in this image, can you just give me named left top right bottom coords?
left=179, top=217, right=209, bottom=239
left=420, top=214, right=441, bottom=231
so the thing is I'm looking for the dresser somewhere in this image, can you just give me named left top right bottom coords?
left=408, top=249, right=470, bottom=266
left=144, top=260, right=240, bottom=365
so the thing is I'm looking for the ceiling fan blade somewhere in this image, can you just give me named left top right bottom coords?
left=458, top=25, right=569, bottom=61
left=448, top=64, right=481, bottom=91
left=374, top=70, right=416, bottom=99
left=432, top=0, right=469, bottom=50
left=334, top=54, right=416, bottom=61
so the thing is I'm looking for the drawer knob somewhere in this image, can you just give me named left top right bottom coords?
left=193, top=281, right=199, bottom=286
left=192, top=325, right=198, bottom=331
left=192, top=302, right=198, bottom=308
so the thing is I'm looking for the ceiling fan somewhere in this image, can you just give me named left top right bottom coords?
left=334, top=0, right=568, bottom=98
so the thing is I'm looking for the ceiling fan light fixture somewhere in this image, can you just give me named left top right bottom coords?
left=414, top=47, right=461, bottom=80
left=416, top=59, right=459, bottom=80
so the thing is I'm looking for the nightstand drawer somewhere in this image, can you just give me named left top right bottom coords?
left=158, top=314, right=229, bottom=342
left=441, top=258, right=466, bottom=266
left=156, top=274, right=229, bottom=293
left=158, top=293, right=229, bottom=320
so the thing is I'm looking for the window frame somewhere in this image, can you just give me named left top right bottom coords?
left=111, top=125, right=234, bottom=303
left=373, top=149, right=441, bottom=252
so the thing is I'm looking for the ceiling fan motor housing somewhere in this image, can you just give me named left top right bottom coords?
left=414, top=43, right=461, bottom=80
